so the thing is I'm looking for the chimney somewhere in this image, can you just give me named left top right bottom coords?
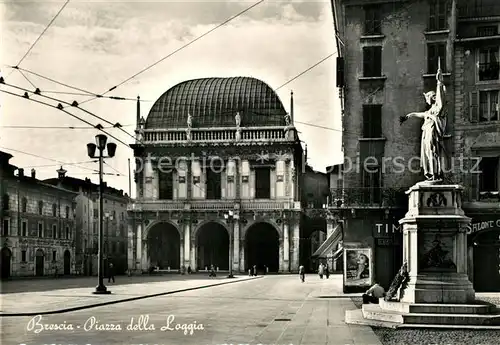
left=18, top=168, right=24, bottom=178
left=57, top=166, right=67, bottom=179
left=31, top=168, right=36, bottom=178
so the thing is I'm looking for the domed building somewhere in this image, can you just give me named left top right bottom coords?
left=128, top=77, right=305, bottom=274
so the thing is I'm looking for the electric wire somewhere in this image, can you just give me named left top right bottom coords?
left=21, top=160, right=97, bottom=169
left=76, top=0, right=266, bottom=107
left=1, top=124, right=134, bottom=129
left=0, top=89, right=130, bottom=148
left=1, top=81, right=137, bottom=142
left=0, top=146, right=97, bottom=173
left=7, top=0, right=70, bottom=77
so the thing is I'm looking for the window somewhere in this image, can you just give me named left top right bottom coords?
left=206, top=168, right=222, bottom=200
left=429, top=0, right=447, bottom=31
left=112, top=210, right=116, bottom=220
left=52, top=225, right=57, bottom=239
left=38, top=222, right=43, bottom=237
left=479, top=157, right=499, bottom=193
left=2, top=194, right=9, bottom=211
left=52, top=250, right=56, bottom=261
left=255, top=167, right=271, bottom=199
left=93, top=222, right=97, bottom=234
left=52, top=204, right=57, bottom=217
left=58, top=227, right=62, bottom=239
left=121, top=212, right=124, bottom=221
left=22, top=220, right=27, bottom=236
left=362, top=105, right=383, bottom=138
left=158, top=170, right=174, bottom=200
left=21, top=250, right=26, bottom=262
left=477, top=26, right=498, bottom=37
left=427, top=43, right=447, bottom=74
left=38, top=201, right=43, bottom=215
left=362, top=167, right=381, bottom=204
left=2, top=218, right=9, bottom=236
left=479, top=90, right=499, bottom=122
left=478, top=47, right=499, bottom=81
left=364, top=5, right=381, bottom=35
left=65, top=206, right=70, bottom=219
left=22, top=197, right=27, bottom=212
left=363, top=46, right=382, bottom=77
left=66, top=226, right=70, bottom=239
left=93, top=209, right=98, bottom=218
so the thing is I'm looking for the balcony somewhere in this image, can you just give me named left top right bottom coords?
left=127, top=199, right=300, bottom=212
left=327, top=187, right=408, bottom=209
left=458, top=3, right=500, bottom=19
left=141, top=126, right=289, bottom=144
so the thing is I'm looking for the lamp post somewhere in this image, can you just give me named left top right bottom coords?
left=224, top=210, right=238, bottom=278
left=87, top=134, right=117, bottom=294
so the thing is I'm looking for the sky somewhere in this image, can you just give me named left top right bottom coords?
left=1, top=0, right=342, bottom=198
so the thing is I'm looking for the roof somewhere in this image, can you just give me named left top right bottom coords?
left=43, top=177, right=128, bottom=199
left=145, top=77, right=288, bottom=129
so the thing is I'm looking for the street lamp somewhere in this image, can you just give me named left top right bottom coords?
left=224, top=210, right=239, bottom=278
left=87, top=134, right=116, bottom=294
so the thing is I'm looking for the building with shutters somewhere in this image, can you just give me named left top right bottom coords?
left=329, top=0, right=500, bottom=292
left=44, top=169, right=130, bottom=277
left=0, top=151, right=77, bottom=279
left=127, top=77, right=305, bottom=274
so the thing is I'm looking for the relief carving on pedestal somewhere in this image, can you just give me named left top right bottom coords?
left=420, top=234, right=456, bottom=270
left=426, top=192, right=447, bottom=207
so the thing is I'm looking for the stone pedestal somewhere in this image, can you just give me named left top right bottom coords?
left=399, top=184, right=475, bottom=304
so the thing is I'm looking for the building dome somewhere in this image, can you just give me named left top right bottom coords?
left=145, top=77, right=288, bottom=129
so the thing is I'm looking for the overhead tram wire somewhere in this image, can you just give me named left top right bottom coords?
left=5, top=67, right=153, bottom=101
left=0, top=89, right=130, bottom=148
left=21, top=160, right=97, bottom=169
left=1, top=124, right=134, bottom=130
left=7, top=0, right=71, bottom=78
left=76, top=0, right=266, bottom=107
left=103, top=161, right=126, bottom=177
left=0, top=146, right=98, bottom=173
left=1, top=81, right=138, bottom=142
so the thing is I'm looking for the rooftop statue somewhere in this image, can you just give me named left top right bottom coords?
left=235, top=112, right=241, bottom=127
left=400, top=58, right=447, bottom=183
left=187, top=113, right=193, bottom=128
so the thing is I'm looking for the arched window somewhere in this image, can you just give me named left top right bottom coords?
left=38, top=201, right=43, bottom=215
left=65, top=206, right=70, bottom=219
left=22, top=197, right=27, bottom=213
left=52, top=204, right=57, bottom=217
left=2, top=194, right=9, bottom=211
left=66, top=226, right=70, bottom=239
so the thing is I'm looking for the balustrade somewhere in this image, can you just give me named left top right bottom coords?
left=142, top=127, right=287, bottom=143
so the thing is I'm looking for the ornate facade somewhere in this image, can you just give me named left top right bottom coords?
left=128, top=77, right=304, bottom=273
left=0, top=151, right=77, bottom=279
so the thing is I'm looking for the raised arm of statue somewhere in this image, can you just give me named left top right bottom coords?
left=435, top=59, right=446, bottom=111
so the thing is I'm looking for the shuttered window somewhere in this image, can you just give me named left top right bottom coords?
left=479, top=90, right=500, bottom=122
left=362, top=168, right=381, bottom=204
left=362, top=105, right=383, bottom=138
left=363, top=46, right=382, bottom=77
left=364, top=6, right=382, bottom=35
left=427, top=43, right=447, bottom=74
left=429, top=0, right=447, bottom=31
left=158, top=171, right=173, bottom=200
left=470, top=91, right=479, bottom=123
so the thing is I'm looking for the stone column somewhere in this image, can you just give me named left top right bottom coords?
left=283, top=222, right=289, bottom=272
left=127, top=221, right=134, bottom=272
left=233, top=221, right=240, bottom=272
left=190, top=236, right=196, bottom=272
left=235, top=160, right=241, bottom=199
left=179, top=234, right=184, bottom=270
left=184, top=221, right=191, bottom=268
left=136, top=222, right=143, bottom=271
left=143, top=159, right=154, bottom=199
left=186, top=159, right=192, bottom=199
left=291, top=214, right=300, bottom=271
left=240, top=239, right=245, bottom=272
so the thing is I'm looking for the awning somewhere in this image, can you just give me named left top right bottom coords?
left=312, top=224, right=342, bottom=258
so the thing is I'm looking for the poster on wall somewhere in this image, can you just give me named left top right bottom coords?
left=344, top=248, right=372, bottom=287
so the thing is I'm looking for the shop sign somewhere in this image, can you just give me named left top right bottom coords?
left=374, top=223, right=402, bottom=237
left=467, top=218, right=500, bottom=235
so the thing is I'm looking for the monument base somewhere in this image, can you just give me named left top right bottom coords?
left=401, top=273, right=475, bottom=304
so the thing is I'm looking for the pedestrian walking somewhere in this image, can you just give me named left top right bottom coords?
left=209, top=264, right=216, bottom=277
left=325, top=263, right=330, bottom=279
left=318, top=263, right=324, bottom=279
left=253, top=265, right=257, bottom=276
left=108, top=262, right=115, bottom=283
left=299, top=265, right=305, bottom=282
left=187, top=266, right=192, bottom=274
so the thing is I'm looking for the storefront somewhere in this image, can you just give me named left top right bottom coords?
left=466, top=216, right=500, bottom=292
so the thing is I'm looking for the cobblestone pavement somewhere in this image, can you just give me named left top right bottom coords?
left=0, top=274, right=258, bottom=315
left=1, top=274, right=382, bottom=345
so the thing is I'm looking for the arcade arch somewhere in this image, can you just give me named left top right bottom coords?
left=245, top=222, right=280, bottom=273
left=147, top=222, right=181, bottom=269
left=196, top=222, right=229, bottom=271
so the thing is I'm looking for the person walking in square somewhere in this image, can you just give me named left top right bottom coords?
left=108, top=262, right=115, bottom=283
left=325, top=263, right=330, bottom=279
left=299, top=265, right=305, bottom=282
left=318, top=263, right=324, bottom=279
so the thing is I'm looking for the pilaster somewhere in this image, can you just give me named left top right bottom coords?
left=190, top=236, right=196, bottom=272
left=240, top=239, right=245, bottom=272
left=186, top=160, right=192, bottom=199
left=233, top=220, right=240, bottom=271
left=283, top=222, right=289, bottom=271
left=184, top=221, right=191, bottom=268
left=291, top=213, right=300, bottom=271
